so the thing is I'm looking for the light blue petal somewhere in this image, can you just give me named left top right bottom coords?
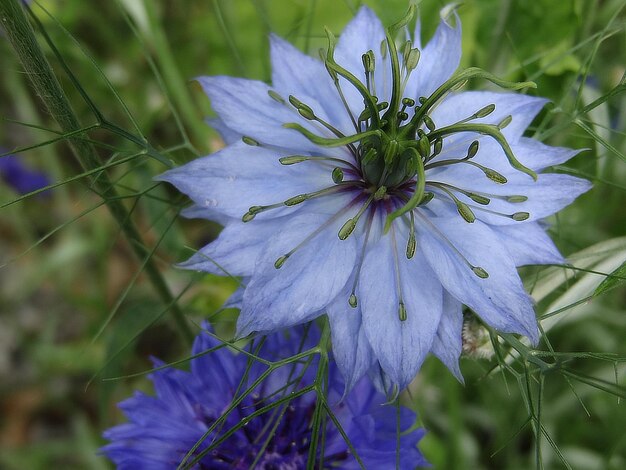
left=430, top=168, right=592, bottom=225
left=431, top=91, right=548, bottom=146
left=493, top=222, right=565, bottom=266
left=334, top=7, right=388, bottom=111
left=406, top=7, right=462, bottom=99
left=205, top=117, right=240, bottom=145
left=178, top=217, right=283, bottom=276
left=236, top=213, right=357, bottom=337
left=157, top=142, right=329, bottom=220
left=326, top=286, right=375, bottom=393
left=196, top=75, right=345, bottom=157
left=359, top=233, right=443, bottom=389
left=514, top=137, right=585, bottom=171
left=418, top=213, right=540, bottom=344
left=430, top=293, right=464, bottom=382
left=270, top=34, right=353, bottom=134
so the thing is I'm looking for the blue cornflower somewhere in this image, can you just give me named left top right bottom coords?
left=101, top=323, right=427, bottom=469
left=158, top=6, right=591, bottom=390
left=0, top=151, right=50, bottom=196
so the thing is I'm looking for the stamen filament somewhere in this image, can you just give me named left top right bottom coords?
left=274, top=196, right=361, bottom=269
left=414, top=210, right=489, bottom=279
left=284, top=123, right=381, bottom=148
left=348, top=209, right=376, bottom=308
left=390, top=224, right=407, bottom=321
left=279, top=155, right=359, bottom=173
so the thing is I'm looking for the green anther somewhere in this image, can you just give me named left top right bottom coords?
left=398, top=111, right=409, bottom=121
left=284, top=194, right=308, bottom=206
left=242, top=211, right=256, bottom=222
left=421, top=192, right=434, bottom=205
left=289, top=95, right=316, bottom=120
left=467, top=140, right=480, bottom=158
left=332, top=167, right=344, bottom=184
left=457, top=202, right=476, bottom=223
left=242, top=136, right=259, bottom=146
left=402, top=98, right=415, bottom=107
left=498, top=115, right=513, bottom=129
left=424, top=116, right=436, bottom=132
left=417, top=133, right=430, bottom=159
left=484, top=168, right=508, bottom=184
left=279, top=155, right=308, bottom=165
left=362, top=50, right=375, bottom=72
left=433, top=139, right=443, bottom=156
left=248, top=205, right=263, bottom=214
left=338, top=218, right=357, bottom=240
left=402, top=40, right=412, bottom=60
left=419, top=97, right=427, bottom=104
left=274, top=255, right=289, bottom=269
left=398, top=302, right=407, bottom=321
left=512, top=211, right=530, bottom=221
left=349, top=294, right=358, bottom=308
left=474, top=103, right=496, bottom=118
left=380, top=39, right=388, bottom=59
left=268, top=90, right=285, bottom=104
left=469, top=194, right=491, bottom=205
left=374, top=186, right=387, bottom=200
left=507, top=195, right=528, bottom=203
left=406, top=232, right=416, bottom=259
left=405, top=48, right=420, bottom=71
left=362, top=148, right=378, bottom=165
left=472, top=266, right=490, bottom=279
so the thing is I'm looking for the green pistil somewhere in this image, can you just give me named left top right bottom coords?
left=383, top=148, right=426, bottom=233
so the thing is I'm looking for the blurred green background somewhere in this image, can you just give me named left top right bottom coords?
left=1, top=0, right=625, bottom=468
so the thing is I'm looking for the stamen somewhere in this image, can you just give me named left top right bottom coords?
left=338, top=193, right=375, bottom=240
left=427, top=181, right=491, bottom=205
left=467, top=204, right=530, bottom=221
left=242, top=136, right=259, bottom=146
left=243, top=184, right=353, bottom=222
left=433, top=185, right=476, bottom=223
left=332, top=167, right=344, bottom=183
left=279, top=155, right=359, bottom=173
left=406, top=210, right=416, bottom=259
left=414, top=210, right=489, bottom=279
left=390, top=223, right=407, bottom=321
left=274, top=196, right=360, bottom=269
left=348, top=209, right=376, bottom=308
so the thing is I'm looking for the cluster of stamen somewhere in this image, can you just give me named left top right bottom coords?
left=239, top=6, right=538, bottom=321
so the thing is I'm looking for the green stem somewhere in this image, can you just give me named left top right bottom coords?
left=0, top=0, right=193, bottom=343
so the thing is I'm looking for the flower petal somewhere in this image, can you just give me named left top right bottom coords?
left=359, top=230, right=443, bottom=389
left=406, top=8, right=462, bottom=99
left=157, top=142, right=330, bottom=219
left=270, top=34, right=353, bottom=134
left=430, top=168, right=592, bottom=225
left=196, top=76, right=343, bottom=156
left=418, top=212, right=539, bottom=343
left=326, top=286, right=375, bottom=393
left=237, top=213, right=358, bottom=337
left=493, top=222, right=565, bottom=266
left=178, top=217, right=282, bottom=276
left=430, top=292, right=464, bottom=382
left=206, top=117, right=240, bottom=145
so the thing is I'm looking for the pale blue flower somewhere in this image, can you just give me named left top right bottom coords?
left=158, top=6, right=591, bottom=391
